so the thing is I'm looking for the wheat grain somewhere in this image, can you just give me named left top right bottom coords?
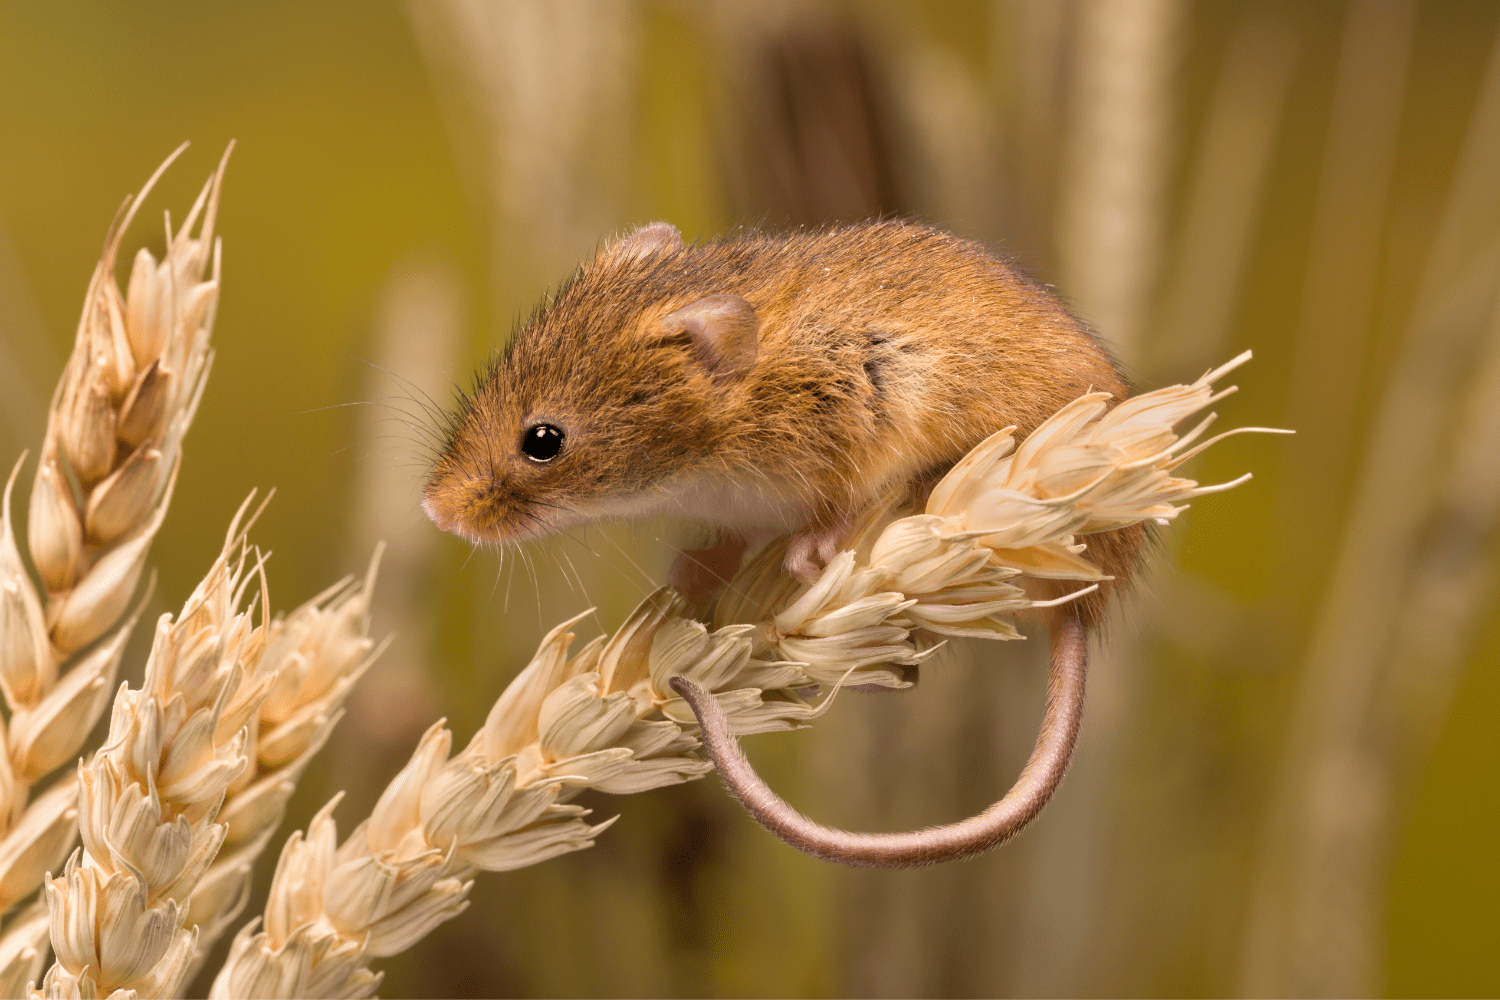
left=0, top=147, right=387, bottom=996
left=29, top=491, right=384, bottom=999
left=29, top=144, right=226, bottom=657
left=211, top=356, right=1273, bottom=998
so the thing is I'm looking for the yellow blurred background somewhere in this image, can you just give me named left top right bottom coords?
left=1, top=1, right=1497, bottom=996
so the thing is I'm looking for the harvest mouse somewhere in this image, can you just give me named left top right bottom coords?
left=423, top=219, right=1142, bottom=614
left=424, top=219, right=1144, bottom=867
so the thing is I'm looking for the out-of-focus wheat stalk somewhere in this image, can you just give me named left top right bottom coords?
left=335, top=262, right=459, bottom=765
left=1057, top=0, right=1181, bottom=363
left=1148, top=5, right=1298, bottom=382
left=212, top=355, right=1272, bottom=999
left=0, top=146, right=229, bottom=991
left=1274, top=0, right=1416, bottom=585
left=1241, top=18, right=1500, bottom=995
left=406, top=0, right=635, bottom=269
left=1022, top=0, right=1181, bottom=990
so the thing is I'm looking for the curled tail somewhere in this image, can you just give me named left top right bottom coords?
left=669, top=606, right=1089, bottom=867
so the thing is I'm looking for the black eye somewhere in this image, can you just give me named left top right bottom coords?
left=521, top=423, right=565, bottom=463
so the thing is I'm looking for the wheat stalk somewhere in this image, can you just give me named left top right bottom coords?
left=211, top=353, right=1274, bottom=999
left=0, top=147, right=230, bottom=990
left=1057, top=0, right=1181, bottom=364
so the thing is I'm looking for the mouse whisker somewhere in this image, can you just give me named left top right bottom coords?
left=590, top=525, right=665, bottom=592
left=523, top=546, right=543, bottom=630
left=534, top=538, right=580, bottom=603
left=369, top=412, right=451, bottom=453
left=357, top=357, right=455, bottom=429
left=554, top=528, right=653, bottom=598
left=501, top=543, right=515, bottom=616
left=346, top=382, right=459, bottom=460
left=459, top=547, right=478, bottom=575
left=650, top=532, right=756, bottom=608
left=551, top=539, right=598, bottom=612
left=498, top=548, right=516, bottom=602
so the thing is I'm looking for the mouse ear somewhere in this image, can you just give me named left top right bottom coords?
left=607, top=221, right=683, bottom=261
left=661, top=294, right=759, bottom=378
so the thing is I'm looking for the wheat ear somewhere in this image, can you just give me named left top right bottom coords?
left=0, top=147, right=230, bottom=989
left=211, top=354, right=1277, bottom=998
left=180, top=547, right=386, bottom=984
left=26, top=492, right=386, bottom=999
left=36, top=499, right=272, bottom=998
left=24, top=143, right=228, bottom=659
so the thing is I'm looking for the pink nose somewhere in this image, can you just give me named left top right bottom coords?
left=419, top=493, right=457, bottom=532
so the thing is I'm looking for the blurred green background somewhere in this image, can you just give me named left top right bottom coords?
left=2, top=1, right=1498, bottom=996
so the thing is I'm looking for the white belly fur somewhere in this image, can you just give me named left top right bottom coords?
left=572, top=472, right=810, bottom=540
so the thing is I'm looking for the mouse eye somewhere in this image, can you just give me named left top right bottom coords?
left=520, top=423, right=565, bottom=463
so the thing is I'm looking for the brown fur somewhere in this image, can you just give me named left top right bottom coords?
left=424, top=220, right=1145, bottom=625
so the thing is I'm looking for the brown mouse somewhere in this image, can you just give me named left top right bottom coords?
left=424, top=219, right=1145, bottom=866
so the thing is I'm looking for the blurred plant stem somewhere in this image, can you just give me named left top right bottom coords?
left=407, top=0, right=639, bottom=288
left=1242, top=19, right=1500, bottom=996
left=1057, top=0, right=1182, bottom=363
left=1005, top=1, right=1184, bottom=995
left=1149, top=5, right=1299, bottom=383
left=333, top=259, right=461, bottom=795
left=1274, top=0, right=1418, bottom=607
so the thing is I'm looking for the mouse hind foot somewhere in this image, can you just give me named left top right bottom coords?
left=784, top=514, right=854, bottom=585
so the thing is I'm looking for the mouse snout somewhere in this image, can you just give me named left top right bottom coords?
left=419, top=486, right=470, bottom=537
left=421, top=467, right=550, bottom=545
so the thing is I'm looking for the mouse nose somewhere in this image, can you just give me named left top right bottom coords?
left=420, top=471, right=494, bottom=539
left=421, top=469, right=541, bottom=545
left=419, top=491, right=458, bottom=533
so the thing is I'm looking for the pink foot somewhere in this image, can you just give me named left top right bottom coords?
left=783, top=516, right=852, bottom=585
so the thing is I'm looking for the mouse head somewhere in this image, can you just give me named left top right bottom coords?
left=423, top=223, right=761, bottom=546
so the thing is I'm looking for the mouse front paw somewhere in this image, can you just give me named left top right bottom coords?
left=784, top=517, right=852, bottom=585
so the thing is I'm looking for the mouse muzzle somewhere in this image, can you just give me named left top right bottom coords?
left=421, top=470, right=558, bottom=546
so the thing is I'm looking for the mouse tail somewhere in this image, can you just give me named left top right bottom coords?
left=668, top=606, right=1087, bottom=867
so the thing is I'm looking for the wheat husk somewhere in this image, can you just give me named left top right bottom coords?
left=28, top=144, right=227, bottom=658
left=0, top=902, right=48, bottom=1000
